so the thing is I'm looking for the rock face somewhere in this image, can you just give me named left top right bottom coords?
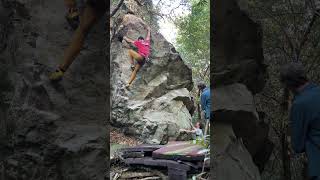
left=213, top=0, right=267, bottom=94
left=213, top=84, right=273, bottom=171
left=212, top=0, right=272, bottom=179
left=212, top=124, right=261, bottom=180
left=111, top=1, right=194, bottom=143
left=0, top=1, right=107, bottom=179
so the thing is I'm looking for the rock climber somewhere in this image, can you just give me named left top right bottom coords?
left=49, top=0, right=107, bottom=81
left=122, top=25, right=151, bottom=88
left=280, top=62, right=320, bottom=180
left=198, top=82, right=211, bottom=136
left=179, top=121, right=204, bottom=140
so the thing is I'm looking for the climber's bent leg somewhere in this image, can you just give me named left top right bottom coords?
left=136, top=55, right=146, bottom=67
left=128, top=49, right=143, bottom=65
left=49, top=5, right=98, bottom=81
left=127, top=63, right=141, bottom=87
left=60, top=5, right=98, bottom=71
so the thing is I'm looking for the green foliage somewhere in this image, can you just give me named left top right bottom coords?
left=175, top=0, right=210, bottom=85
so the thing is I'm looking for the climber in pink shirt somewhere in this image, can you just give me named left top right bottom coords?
left=123, top=25, right=151, bottom=88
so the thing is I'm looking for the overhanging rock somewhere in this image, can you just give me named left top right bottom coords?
left=213, top=83, right=272, bottom=170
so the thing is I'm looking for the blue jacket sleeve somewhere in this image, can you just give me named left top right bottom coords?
left=200, top=93, right=205, bottom=111
left=290, top=103, right=308, bottom=153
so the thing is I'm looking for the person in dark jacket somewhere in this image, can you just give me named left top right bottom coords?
left=280, top=62, right=320, bottom=180
left=198, top=82, right=211, bottom=136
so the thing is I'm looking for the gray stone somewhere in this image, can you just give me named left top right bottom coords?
left=0, top=1, right=107, bottom=179
left=212, top=0, right=271, bottom=178
left=213, top=0, right=267, bottom=94
left=212, top=123, right=261, bottom=180
left=213, top=83, right=272, bottom=171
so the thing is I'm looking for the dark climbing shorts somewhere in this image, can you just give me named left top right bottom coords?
left=87, top=0, right=107, bottom=15
left=137, top=57, right=146, bottom=67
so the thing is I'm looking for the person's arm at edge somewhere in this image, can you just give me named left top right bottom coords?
left=179, top=127, right=196, bottom=133
left=201, top=92, right=205, bottom=111
left=290, top=103, right=307, bottom=153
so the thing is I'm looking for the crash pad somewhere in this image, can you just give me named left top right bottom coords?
left=152, top=141, right=208, bottom=161
left=121, top=144, right=163, bottom=153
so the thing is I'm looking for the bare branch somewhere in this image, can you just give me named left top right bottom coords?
left=256, top=7, right=297, bottom=56
left=287, top=0, right=298, bottom=35
left=297, top=13, right=318, bottom=58
left=156, top=0, right=163, bottom=8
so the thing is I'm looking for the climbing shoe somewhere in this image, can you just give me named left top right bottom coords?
left=130, top=65, right=135, bottom=71
left=65, top=8, right=80, bottom=30
left=125, top=83, right=131, bottom=89
left=49, top=69, right=65, bottom=81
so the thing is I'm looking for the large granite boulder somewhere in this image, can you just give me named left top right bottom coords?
left=111, top=8, right=194, bottom=143
left=0, top=1, right=107, bottom=179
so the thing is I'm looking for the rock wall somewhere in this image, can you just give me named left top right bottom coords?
left=212, top=0, right=272, bottom=179
left=0, top=1, right=107, bottom=179
left=213, top=0, right=267, bottom=94
left=111, top=0, right=194, bottom=144
left=212, top=124, right=262, bottom=180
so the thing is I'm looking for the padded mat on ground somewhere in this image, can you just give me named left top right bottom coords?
left=152, top=141, right=208, bottom=161
left=121, top=144, right=163, bottom=153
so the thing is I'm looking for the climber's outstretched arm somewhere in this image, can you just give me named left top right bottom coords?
left=123, top=36, right=135, bottom=44
left=145, top=26, right=151, bottom=41
left=179, top=127, right=196, bottom=133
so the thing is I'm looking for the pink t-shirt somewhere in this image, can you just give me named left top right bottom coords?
left=133, top=39, right=150, bottom=58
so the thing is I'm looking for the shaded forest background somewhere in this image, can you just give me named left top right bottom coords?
left=248, top=1, right=320, bottom=180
